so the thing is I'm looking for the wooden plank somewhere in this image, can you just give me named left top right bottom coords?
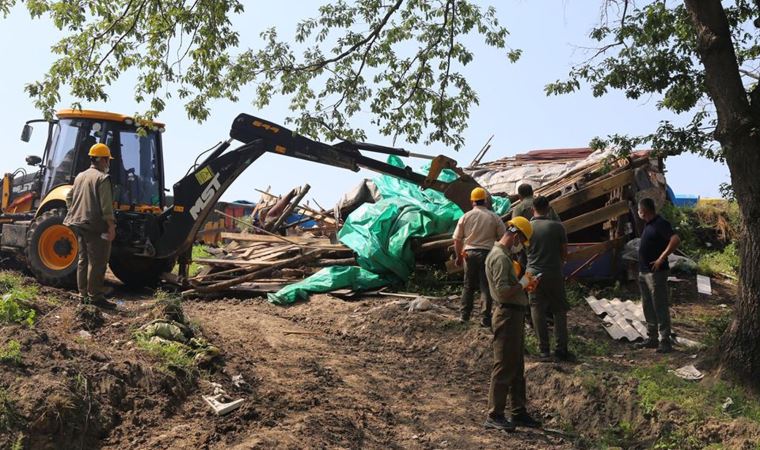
left=565, top=238, right=625, bottom=262
left=550, top=170, right=635, bottom=214
left=562, top=201, right=630, bottom=234
left=184, top=249, right=323, bottom=295
left=221, top=232, right=331, bottom=245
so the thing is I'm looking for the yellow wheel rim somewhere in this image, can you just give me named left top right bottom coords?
left=38, top=224, right=78, bottom=271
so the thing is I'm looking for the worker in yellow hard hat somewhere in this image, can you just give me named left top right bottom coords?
left=483, top=216, right=542, bottom=432
left=452, top=186, right=506, bottom=327
left=64, top=142, right=117, bottom=309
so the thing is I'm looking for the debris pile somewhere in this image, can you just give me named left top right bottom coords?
left=184, top=147, right=670, bottom=299
left=183, top=231, right=354, bottom=296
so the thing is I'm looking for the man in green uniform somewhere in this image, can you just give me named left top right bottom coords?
left=511, top=183, right=560, bottom=221
left=64, top=143, right=117, bottom=309
left=484, top=216, right=542, bottom=432
left=527, top=196, right=574, bottom=361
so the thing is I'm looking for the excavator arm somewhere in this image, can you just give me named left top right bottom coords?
left=153, top=114, right=480, bottom=259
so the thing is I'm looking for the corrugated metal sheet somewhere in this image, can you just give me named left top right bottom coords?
left=585, top=295, right=649, bottom=341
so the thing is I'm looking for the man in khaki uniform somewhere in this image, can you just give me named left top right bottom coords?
left=484, top=217, right=542, bottom=432
left=64, top=143, right=117, bottom=308
left=453, top=187, right=506, bottom=327
left=527, top=196, right=574, bottom=361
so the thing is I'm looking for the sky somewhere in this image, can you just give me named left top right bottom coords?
left=0, top=1, right=731, bottom=207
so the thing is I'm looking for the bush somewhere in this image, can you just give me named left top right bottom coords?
left=697, top=242, right=740, bottom=277
left=0, top=272, right=37, bottom=327
left=0, top=340, right=22, bottom=366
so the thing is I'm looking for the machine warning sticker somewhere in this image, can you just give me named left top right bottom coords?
left=195, top=166, right=214, bottom=185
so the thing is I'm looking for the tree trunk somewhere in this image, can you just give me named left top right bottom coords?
left=684, top=0, right=760, bottom=388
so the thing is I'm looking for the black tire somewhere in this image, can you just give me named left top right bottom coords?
left=25, top=208, right=78, bottom=288
left=109, top=254, right=176, bottom=288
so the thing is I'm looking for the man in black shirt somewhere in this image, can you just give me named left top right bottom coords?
left=635, top=198, right=681, bottom=353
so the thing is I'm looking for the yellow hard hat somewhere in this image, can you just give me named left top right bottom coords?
left=470, top=187, right=487, bottom=202
left=88, top=143, right=113, bottom=159
left=507, top=216, right=533, bottom=247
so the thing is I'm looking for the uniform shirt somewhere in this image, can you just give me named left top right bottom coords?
left=511, top=196, right=560, bottom=221
left=638, top=214, right=674, bottom=273
left=452, top=205, right=506, bottom=251
left=527, top=216, right=567, bottom=275
left=486, top=242, right=528, bottom=306
left=64, top=166, right=114, bottom=233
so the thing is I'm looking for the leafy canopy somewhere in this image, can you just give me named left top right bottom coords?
left=545, top=0, right=760, bottom=161
left=0, top=0, right=519, bottom=149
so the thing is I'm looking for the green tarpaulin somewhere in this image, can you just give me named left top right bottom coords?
left=268, top=156, right=510, bottom=305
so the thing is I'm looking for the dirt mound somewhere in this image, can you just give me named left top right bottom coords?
left=0, top=287, right=227, bottom=450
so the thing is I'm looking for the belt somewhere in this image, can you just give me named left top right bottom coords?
left=499, top=303, right=526, bottom=310
left=465, top=248, right=490, bottom=253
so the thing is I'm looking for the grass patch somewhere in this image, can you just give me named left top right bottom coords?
left=172, top=244, right=211, bottom=276
left=697, top=243, right=739, bottom=277
left=565, top=281, right=587, bottom=307
left=569, top=334, right=610, bottom=357
left=0, top=388, right=22, bottom=432
left=0, top=340, right=22, bottom=365
left=0, top=272, right=37, bottom=327
left=634, top=364, right=760, bottom=422
left=405, top=267, right=460, bottom=297
left=135, top=334, right=195, bottom=374
left=524, top=330, right=540, bottom=355
left=596, top=420, right=637, bottom=449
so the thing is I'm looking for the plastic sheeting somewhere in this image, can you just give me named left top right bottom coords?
left=268, top=156, right=511, bottom=304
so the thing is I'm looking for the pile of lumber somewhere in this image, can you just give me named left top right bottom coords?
left=182, top=231, right=355, bottom=296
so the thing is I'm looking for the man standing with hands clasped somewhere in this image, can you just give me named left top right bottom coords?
left=527, top=196, right=574, bottom=362
left=64, top=143, right=117, bottom=309
left=635, top=198, right=680, bottom=353
left=453, top=187, right=506, bottom=327
left=483, top=217, right=542, bottom=432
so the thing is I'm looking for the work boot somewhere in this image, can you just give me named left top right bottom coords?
left=459, top=314, right=470, bottom=323
left=90, top=297, right=117, bottom=310
left=512, top=410, right=542, bottom=429
left=480, top=316, right=492, bottom=328
left=634, top=338, right=658, bottom=349
left=656, top=339, right=673, bottom=354
left=484, top=415, right=516, bottom=432
left=554, top=349, right=577, bottom=362
left=537, top=351, right=551, bottom=361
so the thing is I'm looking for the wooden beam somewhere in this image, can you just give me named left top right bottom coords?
left=551, top=170, right=635, bottom=214
left=565, top=237, right=625, bottom=262
left=562, top=201, right=630, bottom=234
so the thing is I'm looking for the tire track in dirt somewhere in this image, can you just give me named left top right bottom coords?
left=185, top=297, right=571, bottom=449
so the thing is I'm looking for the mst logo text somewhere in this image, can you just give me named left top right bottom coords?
left=190, top=173, right=221, bottom=220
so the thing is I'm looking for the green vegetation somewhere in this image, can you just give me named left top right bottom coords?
left=0, top=272, right=37, bottom=327
left=135, top=335, right=195, bottom=374
left=565, top=281, right=586, bottom=308
left=405, top=268, right=460, bottom=297
left=697, top=243, right=740, bottom=278
left=0, top=340, right=22, bottom=365
left=190, top=244, right=211, bottom=276
left=597, top=420, right=637, bottom=449
left=569, top=334, right=610, bottom=358
left=634, top=364, right=760, bottom=422
left=0, top=388, right=21, bottom=433
left=659, top=201, right=742, bottom=278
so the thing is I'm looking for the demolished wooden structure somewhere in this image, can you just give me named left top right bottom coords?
left=416, top=148, right=667, bottom=278
left=183, top=147, right=668, bottom=297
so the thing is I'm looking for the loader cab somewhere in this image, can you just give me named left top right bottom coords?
left=35, top=110, right=167, bottom=210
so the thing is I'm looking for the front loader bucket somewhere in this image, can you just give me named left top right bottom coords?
left=441, top=178, right=482, bottom=212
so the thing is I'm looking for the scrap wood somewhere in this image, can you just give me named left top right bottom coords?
left=183, top=249, right=323, bottom=296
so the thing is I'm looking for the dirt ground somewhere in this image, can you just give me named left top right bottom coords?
left=1, top=269, right=759, bottom=449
